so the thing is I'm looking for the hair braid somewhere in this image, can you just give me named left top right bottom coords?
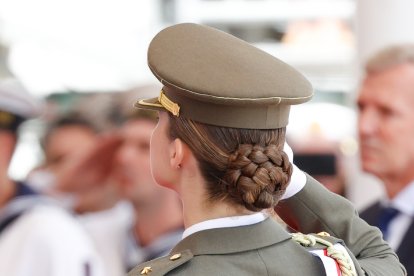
left=168, top=114, right=290, bottom=211
left=224, top=144, right=292, bottom=211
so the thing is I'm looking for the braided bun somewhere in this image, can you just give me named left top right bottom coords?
left=224, top=144, right=292, bottom=211
left=167, top=114, right=291, bottom=211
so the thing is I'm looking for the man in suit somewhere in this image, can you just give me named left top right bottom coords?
left=357, top=44, right=414, bottom=275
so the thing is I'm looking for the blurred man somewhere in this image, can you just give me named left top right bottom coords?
left=357, top=44, right=414, bottom=275
left=37, top=92, right=184, bottom=274
left=42, top=115, right=98, bottom=176
left=33, top=111, right=129, bottom=276
left=35, top=113, right=120, bottom=212
left=0, top=80, right=104, bottom=276
left=112, top=109, right=183, bottom=270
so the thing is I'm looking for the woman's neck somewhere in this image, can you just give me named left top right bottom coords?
left=178, top=172, right=252, bottom=229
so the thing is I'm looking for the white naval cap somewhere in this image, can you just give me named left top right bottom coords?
left=0, top=79, right=42, bottom=119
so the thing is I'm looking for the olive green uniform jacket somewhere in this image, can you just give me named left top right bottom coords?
left=128, top=175, right=406, bottom=276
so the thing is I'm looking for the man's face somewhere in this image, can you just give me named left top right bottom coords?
left=113, top=119, right=158, bottom=201
left=45, top=125, right=97, bottom=171
left=357, top=63, right=414, bottom=180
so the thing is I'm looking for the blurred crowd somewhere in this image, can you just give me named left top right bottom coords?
left=1, top=43, right=414, bottom=276
left=0, top=83, right=184, bottom=276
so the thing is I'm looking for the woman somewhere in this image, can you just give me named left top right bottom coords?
left=128, top=23, right=405, bottom=276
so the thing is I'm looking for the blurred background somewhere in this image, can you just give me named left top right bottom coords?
left=1, top=0, right=414, bottom=210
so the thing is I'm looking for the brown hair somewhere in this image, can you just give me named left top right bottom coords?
left=167, top=114, right=292, bottom=212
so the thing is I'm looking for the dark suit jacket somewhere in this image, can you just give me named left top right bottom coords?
left=361, top=201, right=414, bottom=276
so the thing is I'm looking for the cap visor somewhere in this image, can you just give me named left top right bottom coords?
left=134, top=97, right=166, bottom=112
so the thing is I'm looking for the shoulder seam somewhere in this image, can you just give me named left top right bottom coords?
left=256, top=249, right=270, bottom=276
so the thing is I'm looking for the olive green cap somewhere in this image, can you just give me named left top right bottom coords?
left=135, top=23, right=313, bottom=129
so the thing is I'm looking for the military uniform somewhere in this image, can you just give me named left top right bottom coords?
left=128, top=174, right=404, bottom=276
left=129, top=23, right=406, bottom=276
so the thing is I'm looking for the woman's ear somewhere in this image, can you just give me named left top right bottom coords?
left=170, top=138, right=184, bottom=169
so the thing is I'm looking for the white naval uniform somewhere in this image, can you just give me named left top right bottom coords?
left=0, top=197, right=105, bottom=276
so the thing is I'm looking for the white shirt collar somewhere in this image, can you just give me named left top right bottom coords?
left=391, top=181, right=414, bottom=216
left=182, top=212, right=267, bottom=240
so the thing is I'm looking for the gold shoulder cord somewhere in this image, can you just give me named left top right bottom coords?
left=291, top=233, right=357, bottom=276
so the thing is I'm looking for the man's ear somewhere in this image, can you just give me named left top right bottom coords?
left=170, top=138, right=184, bottom=169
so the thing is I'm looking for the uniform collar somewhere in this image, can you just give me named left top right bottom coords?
left=182, top=212, right=267, bottom=239
left=172, top=218, right=291, bottom=256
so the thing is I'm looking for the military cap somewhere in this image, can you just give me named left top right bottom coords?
left=135, top=23, right=313, bottom=129
left=0, top=79, right=42, bottom=131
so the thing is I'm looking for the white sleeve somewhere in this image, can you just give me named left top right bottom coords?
left=14, top=206, right=106, bottom=276
left=282, top=142, right=307, bottom=199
